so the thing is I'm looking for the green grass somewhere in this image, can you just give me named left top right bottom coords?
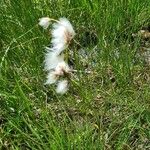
left=0, top=0, right=150, bottom=149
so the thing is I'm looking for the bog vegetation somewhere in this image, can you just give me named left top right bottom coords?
left=0, top=0, right=150, bottom=149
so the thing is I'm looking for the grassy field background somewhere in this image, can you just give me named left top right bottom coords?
left=0, top=0, right=150, bottom=149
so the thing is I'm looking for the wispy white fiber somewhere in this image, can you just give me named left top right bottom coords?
left=55, top=61, right=70, bottom=75
left=44, top=50, right=64, bottom=71
left=56, top=80, right=68, bottom=94
left=39, top=17, right=51, bottom=29
left=40, top=17, right=75, bottom=95
left=51, top=17, right=75, bottom=54
left=45, top=61, right=70, bottom=85
left=45, top=71, right=58, bottom=85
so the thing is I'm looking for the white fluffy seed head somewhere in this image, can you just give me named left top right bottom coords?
left=44, top=50, right=64, bottom=71
left=55, top=61, right=70, bottom=75
left=41, top=17, right=74, bottom=94
left=51, top=17, right=75, bottom=54
left=56, top=80, right=68, bottom=94
left=58, top=18, right=75, bottom=39
left=52, top=42, right=66, bottom=55
left=39, top=17, right=51, bottom=29
left=45, top=71, right=58, bottom=85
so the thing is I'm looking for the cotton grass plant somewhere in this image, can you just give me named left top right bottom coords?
left=39, top=17, right=75, bottom=94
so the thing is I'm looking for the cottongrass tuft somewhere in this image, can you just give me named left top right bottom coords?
left=55, top=61, right=71, bottom=75
left=39, top=17, right=51, bottom=29
left=39, top=17, right=75, bottom=94
left=56, top=80, right=68, bottom=94
left=51, top=17, right=75, bottom=55
left=45, top=71, right=58, bottom=85
left=44, top=50, right=64, bottom=71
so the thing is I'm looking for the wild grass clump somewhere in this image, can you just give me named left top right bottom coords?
left=0, top=0, right=150, bottom=149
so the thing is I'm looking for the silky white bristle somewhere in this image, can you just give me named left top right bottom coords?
left=56, top=80, right=68, bottom=94
left=45, top=71, right=58, bottom=85
left=55, top=61, right=70, bottom=75
left=44, top=51, right=64, bottom=71
left=51, top=17, right=75, bottom=54
left=39, top=17, right=51, bottom=29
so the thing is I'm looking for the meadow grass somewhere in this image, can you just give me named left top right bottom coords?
left=0, top=0, right=150, bottom=149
